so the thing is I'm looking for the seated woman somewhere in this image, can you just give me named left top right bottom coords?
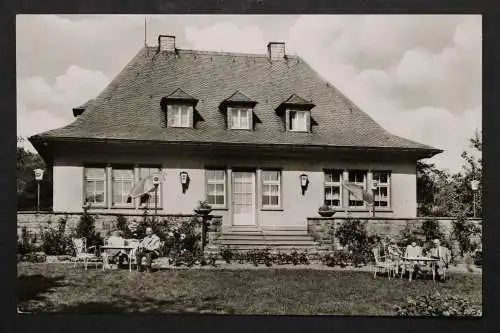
left=387, top=238, right=403, bottom=272
left=106, top=230, right=128, bottom=268
left=404, top=240, right=423, bottom=275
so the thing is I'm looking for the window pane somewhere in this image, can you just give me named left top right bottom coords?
left=263, top=171, right=279, bottom=181
left=113, top=169, right=133, bottom=179
left=262, top=195, right=270, bottom=205
left=214, top=170, right=225, bottom=181
left=215, top=184, right=224, bottom=195
left=85, top=168, right=105, bottom=178
left=95, top=181, right=104, bottom=192
left=231, top=109, right=239, bottom=128
left=270, top=196, right=279, bottom=206
left=207, top=184, right=215, bottom=195
left=206, top=170, right=215, bottom=180
left=181, top=108, right=189, bottom=126
left=380, top=187, right=388, bottom=197
left=207, top=195, right=216, bottom=205
left=215, top=195, right=225, bottom=205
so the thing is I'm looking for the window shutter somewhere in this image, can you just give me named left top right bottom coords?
left=188, top=106, right=194, bottom=128
left=167, top=105, right=173, bottom=127
left=285, top=110, right=290, bottom=131
left=227, top=107, right=233, bottom=129
left=247, top=109, right=252, bottom=130
left=306, top=112, right=311, bottom=132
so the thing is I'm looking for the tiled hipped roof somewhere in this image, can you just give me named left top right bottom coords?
left=31, top=46, right=441, bottom=157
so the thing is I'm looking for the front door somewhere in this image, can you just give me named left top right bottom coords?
left=232, top=171, right=256, bottom=226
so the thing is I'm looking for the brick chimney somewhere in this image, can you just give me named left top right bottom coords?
left=267, top=42, right=285, bottom=61
left=158, top=35, right=176, bottom=52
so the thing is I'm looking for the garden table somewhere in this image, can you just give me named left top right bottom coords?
left=101, top=245, right=138, bottom=272
left=402, top=256, right=438, bottom=282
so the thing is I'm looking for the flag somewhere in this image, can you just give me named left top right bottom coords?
left=127, top=172, right=165, bottom=202
left=342, top=181, right=374, bottom=204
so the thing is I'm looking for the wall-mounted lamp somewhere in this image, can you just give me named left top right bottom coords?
left=180, top=171, right=190, bottom=193
left=300, top=173, right=309, bottom=195
left=34, top=168, right=44, bottom=212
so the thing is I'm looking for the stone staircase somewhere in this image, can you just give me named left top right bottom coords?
left=209, top=228, right=318, bottom=252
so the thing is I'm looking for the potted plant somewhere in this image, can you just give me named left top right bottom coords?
left=208, top=218, right=221, bottom=232
left=194, top=200, right=213, bottom=216
left=318, top=204, right=335, bottom=217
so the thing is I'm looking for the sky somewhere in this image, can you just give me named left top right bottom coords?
left=16, top=14, right=482, bottom=173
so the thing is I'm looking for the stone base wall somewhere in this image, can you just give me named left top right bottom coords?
left=307, top=217, right=482, bottom=251
left=17, top=211, right=222, bottom=241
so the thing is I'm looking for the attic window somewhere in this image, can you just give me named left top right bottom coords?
left=162, top=88, right=198, bottom=128
left=230, top=107, right=252, bottom=130
left=169, top=105, right=191, bottom=127
left=289, top=110, right=308, bottom=131
left=219, top=91, right=257, bottom=131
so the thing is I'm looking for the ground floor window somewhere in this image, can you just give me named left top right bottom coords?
left=324, top=169, right=342, bottom=208
left=373, top=171, right=391, bottom=208
left=206, top=169, right=226, bottom=208
left=261, top=170, right=281, bottom=208
left=138, top=166, right=162, bottom=208
left=112, top=167, right=134, bottom=207
left=348, top=170, right=367, bottom=207
left=84, top=167, right=106, bottom=206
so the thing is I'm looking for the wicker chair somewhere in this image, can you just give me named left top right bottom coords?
left=72, top=237, right=101, bottom=270
left=372, top=247, right=396, bottom=280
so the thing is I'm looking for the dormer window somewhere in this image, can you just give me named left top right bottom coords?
left=161, top=88, right=198, bottom=129
left=219, top=91, right=257, bottom=131
left=289, top=110, right=308, bottom=131
left=275, top=94, right=315, bottom=133
left=169, top=105, right=191, bottom=127
left=230, top=107, right=252, bottom=129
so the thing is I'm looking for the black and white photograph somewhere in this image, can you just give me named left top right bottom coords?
left=16, top=14, right=482, bottom=316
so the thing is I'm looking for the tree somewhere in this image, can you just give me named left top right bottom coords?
left=17, top=137, right=52, bottom=211
left=417, top=131, right=482, bottom=218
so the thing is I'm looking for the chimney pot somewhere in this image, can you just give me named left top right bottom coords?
left=267, top=42, right=285, bottom=61
left=158, top=35, right=176, bottom=52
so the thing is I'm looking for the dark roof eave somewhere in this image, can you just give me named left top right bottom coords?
left=31, top=135, right=443, bottom=159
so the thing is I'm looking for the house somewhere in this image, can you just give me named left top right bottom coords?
left=29, top=35, right=442, bottom=248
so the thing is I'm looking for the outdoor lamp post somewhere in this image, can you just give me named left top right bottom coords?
left=152, top=174, right=161, bottom=223
left=34, top=168, right=44, bottom=212
left=370, top=180, right=378, bottom=217
left=471, top=179, right=479, bottom=218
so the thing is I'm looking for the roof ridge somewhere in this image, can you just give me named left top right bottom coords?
left=147, top=45, right=300, bottom=59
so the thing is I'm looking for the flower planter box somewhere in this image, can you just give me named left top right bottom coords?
left=318, top=210, right=335, bottom=217
left=194, top=208, right=212, bottom=216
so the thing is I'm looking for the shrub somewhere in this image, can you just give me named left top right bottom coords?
left=473, top=250, right=482, bottom=266
left=40, top=217, right=73, bottom=256
left=219, top=245, right=236, bottom=264
left=394, top=292, right=482, bottom=317
left=320, top=250, right=351, bottom=267
left=421, top=218, right=444, bottom=242
left=452, top=213, right=481, bottom=256
left=17, top=227, right=38, bottom=255
left=75, top=210, right=103, bottom=249
left=115, top=214, right=135, bottom=239
left=335, top=218, right=375, bottom=266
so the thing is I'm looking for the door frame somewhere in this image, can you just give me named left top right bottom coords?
left=230, top=169, right=257, bottom=227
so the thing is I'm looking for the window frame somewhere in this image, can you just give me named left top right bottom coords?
left=136, top=166, right=162, bottom=209
left=170, top=104, right=191, bottom=128
left=111, top=166, right=135, bottom=208
left=372, top=170, right=391, bottom=209
left=83, top=166, right=107, bottom=207
left=229, top=107, right=252, bottom=130
left=288, top=110, right=309, bottom=132
left=205, top=169, right=227, bottom=209
left=347, top=170, right=367, bottom=208
left=261, top=170, right=282, bottom=210
left=323, top=169, right=343, bottom=209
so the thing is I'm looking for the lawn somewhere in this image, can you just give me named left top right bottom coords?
left=17, top=263, right=482, bottom=315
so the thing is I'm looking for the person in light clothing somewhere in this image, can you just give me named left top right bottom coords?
left=404, top=240, right=424, bottom=275
left=135, top=227, right=161, bottom=272
left=106, top=230, right=127, bottom=268
left=428, top=239, right=451, bottom=279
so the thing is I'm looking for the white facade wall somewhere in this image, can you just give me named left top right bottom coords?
left=52, top=152, right=417, bottom=231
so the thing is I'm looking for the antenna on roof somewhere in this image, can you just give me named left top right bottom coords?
left=144, top=16, right=149, bottom=58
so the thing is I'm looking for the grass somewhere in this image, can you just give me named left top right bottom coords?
left=17, top=263, right=482, bottom=315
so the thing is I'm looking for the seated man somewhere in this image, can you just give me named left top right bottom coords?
left=135, top=227, right=161, bottom=273
left=428, top=239, right=451, bottom=279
